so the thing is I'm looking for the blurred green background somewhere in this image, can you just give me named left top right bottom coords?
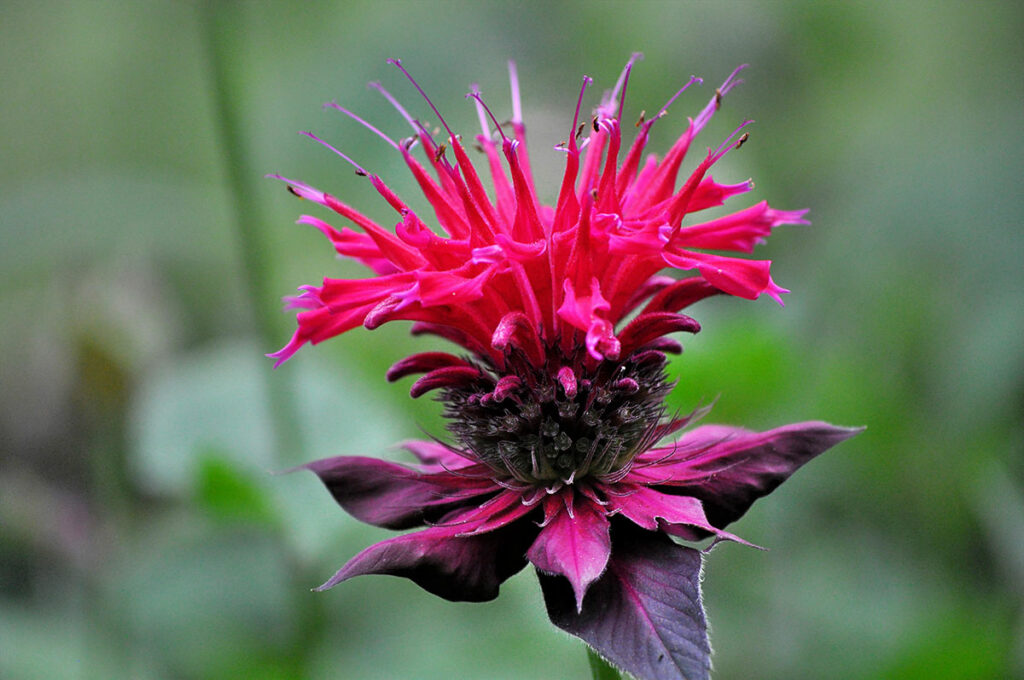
left=2, top=1, right=1022, bottom=678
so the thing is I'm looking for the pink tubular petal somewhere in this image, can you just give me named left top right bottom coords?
left=527, top=492, right=611, bottom=612
left=409, top=365, right=483, bottom=398
left=617, top=312, right=701, bottom=357
left=557, top=366, right=578, bottom=399
left=662, top=248, right=782, bottom=302
left=639, top=277, right=720, bottom=315
left=557, top=277, right=620, bottom=360
left=386, top=352, right=473, bottom=382
left=686, top=176, right=754, bottom=212
left=491, top=311, right=545, bottom=365
left=297, top=216, right=398, bottom=275
left=492, top=375, right=522, bottom=401
left=676, top=201, right=809, bottom=254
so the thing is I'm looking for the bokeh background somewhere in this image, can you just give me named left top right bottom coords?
left=2, top=1, right=1022, bottom=678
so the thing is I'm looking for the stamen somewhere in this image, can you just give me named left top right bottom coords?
left=323, top=101, right=399, bottom=150
left=655, top=75, right=702, bottom=122
left=507, top=60, right=522, bottom=124
left=599, top=52, right=643, bottom=120
left=466, top=90, right=510, bottom=144
left=368, top=80, right=420, bottom=134
left=711, top=119, right=754, bottom=161
left=556, top=74, right=587, bottom=150
left=387, top=58, right=457, bottom=143
left=615, top=52, right=641, bottom=121
left=468, top=84, right=492, bottom=139
left=297, top=131, right=367, bottom=175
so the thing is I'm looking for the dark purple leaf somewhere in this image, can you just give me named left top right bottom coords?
left=302, top=456, right=493, bottom=529
left=666, top=422, right=863, bottom=528
left=318, top=523, right=532, bottom=602
left=540, top=526, right=710, bottom=680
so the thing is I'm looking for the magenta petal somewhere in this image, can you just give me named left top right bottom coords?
left=640, top=277, right=719, bottom=315
left=527, top=494, right=611, bottom=612
left=617, top=312, right=700, bottom=357
left=303, top=456, right=490, bottom=529
left=319, top=524, right=531, bottom=602
left=662, top=421, right=863, bottom=528
left=606, top=484, right=748, bottom=545
left=409, top=365, right=482, bottom=398
left=386, top=352, right=472, bottom=382
left=399, top=440, right=475, bottom=471
left=539, top=526, right=710, bottom=680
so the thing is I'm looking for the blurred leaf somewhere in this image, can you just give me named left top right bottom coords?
left=665, top=312, right=798, bottom=426
left=104, top=519, right=294, bottom=679
left=196, top=452, right=279, bottom=527
left=875, top=615, right=1011, bottom=680
left=0, top=599, right=151, bottom=680
left=130, top=338, right=277, bottom=497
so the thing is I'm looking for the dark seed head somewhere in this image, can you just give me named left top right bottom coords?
left=441, top=348, right=674, bottom=484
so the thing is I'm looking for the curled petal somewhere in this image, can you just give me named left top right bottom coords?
left=617, top=312, right=700, bottom=358
left=491, top=311, right=545, bottom=365
left=639, top=277, right=720, bottom=316
left=662, top=248, right=788, bottom=304
left=410, top=365, right=483, bottom=398
left=386, top=352, right=472, bottom=382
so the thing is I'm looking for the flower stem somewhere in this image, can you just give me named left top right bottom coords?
left=198, top=1, right=304, bottom=461
left=587, top=646, right=623, bottom=680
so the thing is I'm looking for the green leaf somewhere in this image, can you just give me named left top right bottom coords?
left=195, top=452, right=278, bottom=526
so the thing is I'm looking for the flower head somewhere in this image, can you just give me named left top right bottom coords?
left=272, top=57, right=859, bottom=680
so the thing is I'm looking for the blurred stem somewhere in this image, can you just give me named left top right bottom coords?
left=587, top=647, right=622, bottom=680
left=198, top=2, right=303, bottom=461
left=199, top=3, right=323, bottom=674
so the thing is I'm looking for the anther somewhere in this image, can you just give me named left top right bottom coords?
left=635, top=110, right=646, bottom=127
left=736, top=132, right=749, bottom=149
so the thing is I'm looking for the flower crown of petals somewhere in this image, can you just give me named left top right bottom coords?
left=269, top=57, right=808, bottom=373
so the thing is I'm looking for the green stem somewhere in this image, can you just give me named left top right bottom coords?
left=199, top=1, right=304, bottom=461
left=587, top=645, right=623, bottom=680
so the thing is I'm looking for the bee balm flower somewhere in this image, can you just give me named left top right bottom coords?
left=271, top=57, right=859, bottom=680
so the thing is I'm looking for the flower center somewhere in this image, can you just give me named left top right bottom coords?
left=442, top=350, right=673, bottom=484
